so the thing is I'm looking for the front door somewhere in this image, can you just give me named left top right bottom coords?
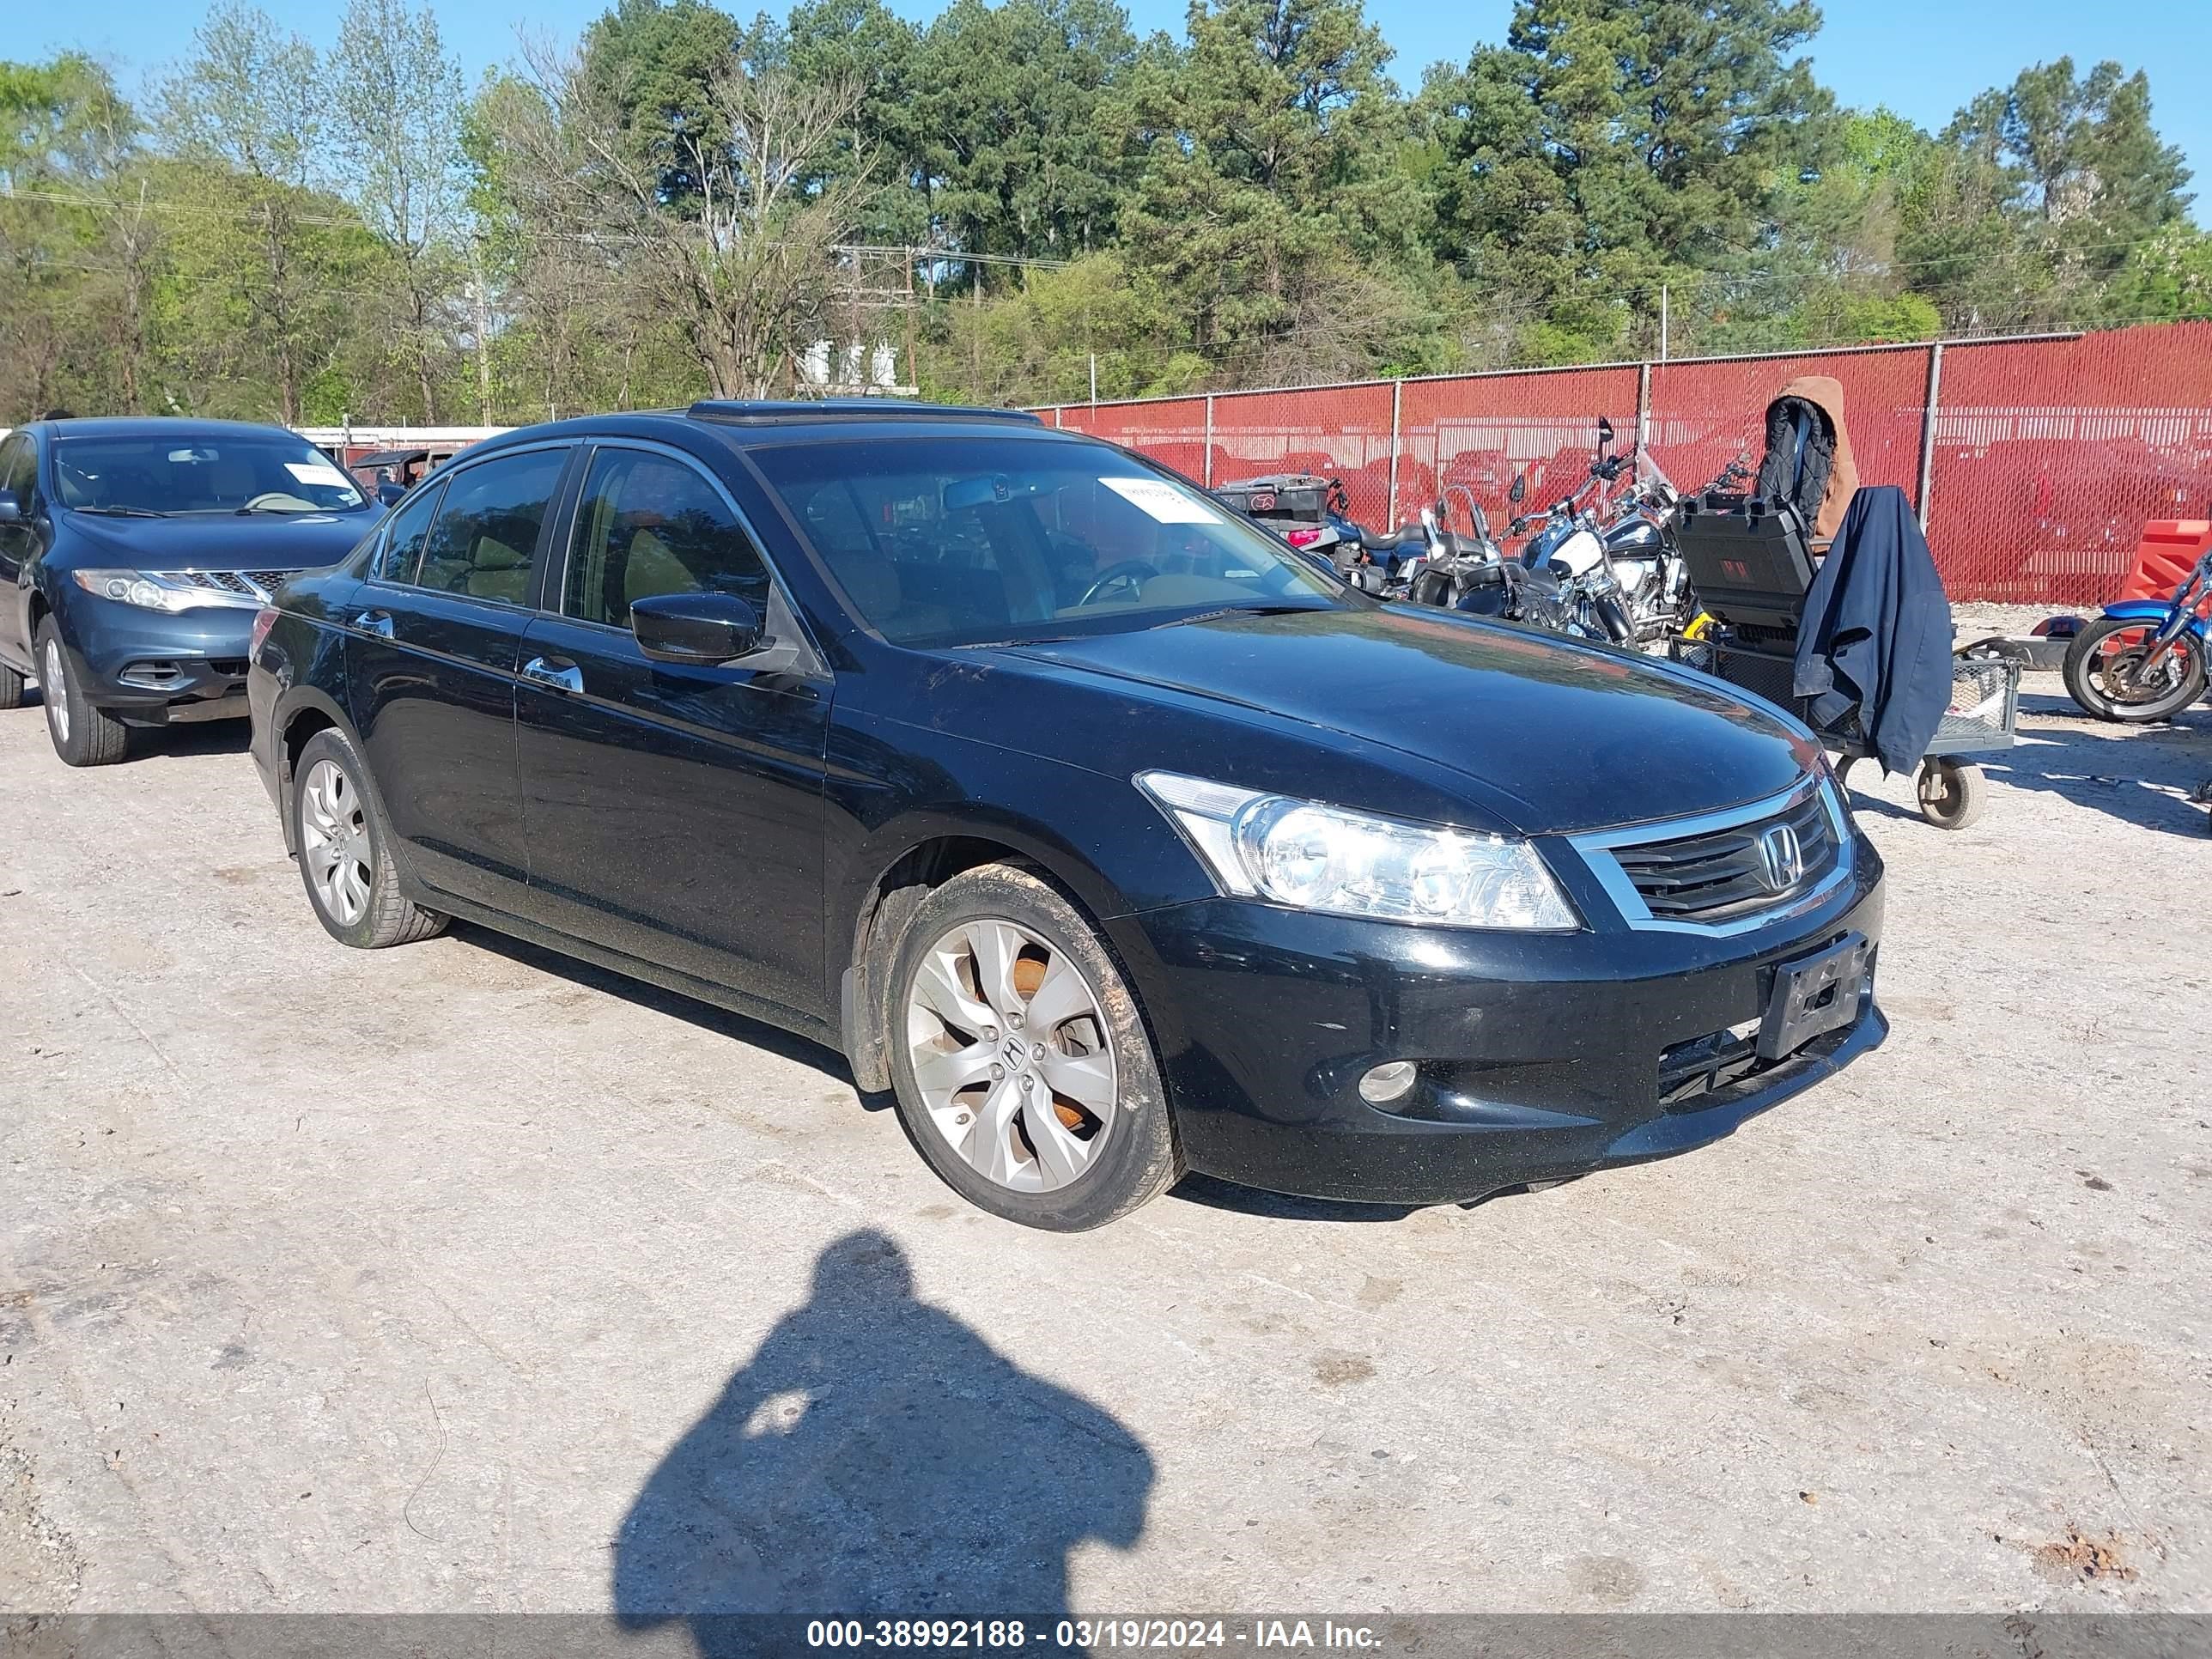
left=513, top=443, right=831, bottom=1022
left=343, top=445, right=574, bottom=910
left=0, top=433, right=47, bottom=667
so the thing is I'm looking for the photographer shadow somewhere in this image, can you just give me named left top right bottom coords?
left=613, top=1230, right=1152, bottom=1656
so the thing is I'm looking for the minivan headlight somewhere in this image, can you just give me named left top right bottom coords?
left=72, top=569, right=252, bottom=611
left=1135, top=771, right=1578, bottom=931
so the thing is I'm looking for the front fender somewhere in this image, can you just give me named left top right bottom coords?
left=2100, top=599, right=2210, bottom=636
left=263, top=680, right=363, bottom=856
left=822, top=711, right=1219, bottom=1086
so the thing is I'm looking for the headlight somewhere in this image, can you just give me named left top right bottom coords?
left=1135, top=771, right=1579, bottom=931
left=71, top=569, right=255, bottom=611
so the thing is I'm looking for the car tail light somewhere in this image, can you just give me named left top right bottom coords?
left=1285, top=527, right=1324, bottom=548
left=249, top=606, right=279, bottom=660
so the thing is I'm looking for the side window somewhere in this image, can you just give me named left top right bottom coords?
left=374, top=482, right=445, bottom=584
left=0, top=434, right=35, bottom=509
left=416, top=448, right=568, bottom=605
left=562, top=449, right=771, bottom=629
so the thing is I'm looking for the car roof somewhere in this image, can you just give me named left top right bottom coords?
left=33, top=416, right=313, bottom=442
left=458, top=399, right=1070, bottom=460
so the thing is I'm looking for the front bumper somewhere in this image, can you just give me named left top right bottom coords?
left=1112, top=841, right=1887, bottom=1206
left=58, top=592, right=257, bottom=723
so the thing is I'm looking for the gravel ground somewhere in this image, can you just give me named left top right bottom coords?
left=2, top=659, right=2209, bottom=1621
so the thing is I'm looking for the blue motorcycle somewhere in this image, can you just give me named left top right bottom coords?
left=2062, top=541, right=2212, bottom=722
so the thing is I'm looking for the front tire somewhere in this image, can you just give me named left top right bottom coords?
left=2063, top=617, right=2208, bottom=722
left=0, top=658, right=26, bottom=710
left=290, top=727, right=447, bottom=949
left=884, top=863, right=1182, bottom=1230
left=35, top=619, right=128, bottom=766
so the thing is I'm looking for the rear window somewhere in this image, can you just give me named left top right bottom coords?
left=750, top=436, right=1336, bottom=646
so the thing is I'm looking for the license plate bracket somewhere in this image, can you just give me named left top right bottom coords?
left=1758, top=932, right=1872, bottom=1061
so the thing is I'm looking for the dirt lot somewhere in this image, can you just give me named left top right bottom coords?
left=2, top=658, right=2209, bottom=1620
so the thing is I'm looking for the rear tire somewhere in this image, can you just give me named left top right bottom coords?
left=2062, top=617, right=2208, bottom=723
left=0, top=659, right=26, bottom=710
left=290, top=727, right=447, bottom=949
left=35, top=619, right=128, bottom=766
left=882, top=862, right=1182, bottom=1230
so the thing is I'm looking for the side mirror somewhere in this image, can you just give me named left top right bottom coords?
left=376, top=480, right=406, bottom=507
left=1508, top=475, right=1527, bottom=505
left=631, top=590, right=765, bottom=664
left=0, top=489, right=21, bottom=526
left=1596, top=416, right=1614, bottom=452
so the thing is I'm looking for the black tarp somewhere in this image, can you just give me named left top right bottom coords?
left=1792, top=484, right=1954, bottom=775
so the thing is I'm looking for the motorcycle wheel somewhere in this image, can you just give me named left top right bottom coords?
left=2062, top=617, right=2209, bottom=722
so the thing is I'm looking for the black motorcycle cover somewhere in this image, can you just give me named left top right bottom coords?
left=1791, top=484, right=1954, bottom=775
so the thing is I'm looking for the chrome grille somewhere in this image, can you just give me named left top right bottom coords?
left=176, top=569, right=300, bottom=602
left=1571, top=779, right=1850, bottom=933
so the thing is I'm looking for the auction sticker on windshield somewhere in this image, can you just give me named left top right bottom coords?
left=1102, top=476, right=1224, bottom=524
left=286, top=462, right=352, bottom=487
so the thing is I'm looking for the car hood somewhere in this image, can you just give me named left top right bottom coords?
left=61, top=508, right=380, bottom=573
left=999, top=606, right=1822, bottom=836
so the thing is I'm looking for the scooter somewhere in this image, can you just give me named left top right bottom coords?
left=2060, top=541, right=2212, bottom=722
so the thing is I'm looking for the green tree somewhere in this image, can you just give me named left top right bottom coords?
left=0, top=55, right=158, bottom=416
left=1121, top=0, right=1425, bottom=370
left=330, top=0, right=470, bottom=421
left=1428, top=0, right=1835, bottom=360
left=156, top=3, right=343, bottom=422
left=910, top=0, right=1139, bottom=262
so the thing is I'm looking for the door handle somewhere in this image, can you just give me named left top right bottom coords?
left=352, top=609, right=394, bottom=639
left=521, top=654, right=584, bottom=694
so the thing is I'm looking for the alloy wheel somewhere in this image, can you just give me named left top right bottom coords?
left=43, top=639, right=69, bottom=744
left=300, top=757, right=374, bottom=927
left=904, top=917, right=1118, bottom=1194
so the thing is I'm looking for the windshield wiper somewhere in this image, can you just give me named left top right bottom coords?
left=73, top=505, right=167, bottom=518
left=234, top=504, right=313, bottom=514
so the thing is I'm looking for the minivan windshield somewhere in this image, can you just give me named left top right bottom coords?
left=54, top=433, right=369, bottom=515
left=750, top=435, right=1340, bottom=645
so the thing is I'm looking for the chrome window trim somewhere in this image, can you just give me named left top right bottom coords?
left=1568, top=774, right=1852, bottom=938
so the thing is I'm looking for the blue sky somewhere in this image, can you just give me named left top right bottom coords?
left=31, top=0, right=2210, bottom=217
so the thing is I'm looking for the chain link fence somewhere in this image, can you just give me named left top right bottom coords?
left=1042, top=320, right=2212, bottom=605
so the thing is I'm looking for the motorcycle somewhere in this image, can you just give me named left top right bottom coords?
left=1496, top=420, right=1660, bottom=649
left=2061, top=540, right=2212, bottom=722
left=1214, top=473, right=1430, bottom=599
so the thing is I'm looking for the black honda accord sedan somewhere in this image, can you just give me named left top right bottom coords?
left=247, top=401, right=1886, bottom=1229
left=0, top=417, right=381, bottom=764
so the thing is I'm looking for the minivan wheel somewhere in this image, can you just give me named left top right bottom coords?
left=884, top=863, right=1182, bottom=1230
left=290, top=728, right=447, bottom=949
left=35, top=619, right=128, bottom=766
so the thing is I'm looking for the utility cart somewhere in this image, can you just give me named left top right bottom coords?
left=1669, top=493, right=2021, bottom=830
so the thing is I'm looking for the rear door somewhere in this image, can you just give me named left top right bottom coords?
left=344, top=443, right=575, bottom=910
left=513, top=441, right=831, bottom=1021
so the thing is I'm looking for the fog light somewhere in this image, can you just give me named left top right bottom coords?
left=1358, top=1061, right=1419, bottom=1103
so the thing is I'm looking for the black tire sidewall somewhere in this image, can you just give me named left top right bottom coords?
left=34, top=618, right=124, bottom=765
left=2065, top=617, right=2206, bottom=723
left=883, top=864, right=1181, bottom=1231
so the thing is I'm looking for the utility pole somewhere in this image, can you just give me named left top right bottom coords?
left=467, top=247, right=493, bottom=425
left=1660, top=284, right=1669, bottom=363
left=1090, top=354, right=1098, bottom=405
left=904, top=249, right=916, bottom=392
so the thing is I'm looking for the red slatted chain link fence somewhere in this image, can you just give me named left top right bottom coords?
left=1041, top=320, right=2212, bottom=605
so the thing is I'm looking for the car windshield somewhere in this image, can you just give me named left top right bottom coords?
left=54, top=434, right=368, bottom=514
left=750, top=434, right=1340, bottom=646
